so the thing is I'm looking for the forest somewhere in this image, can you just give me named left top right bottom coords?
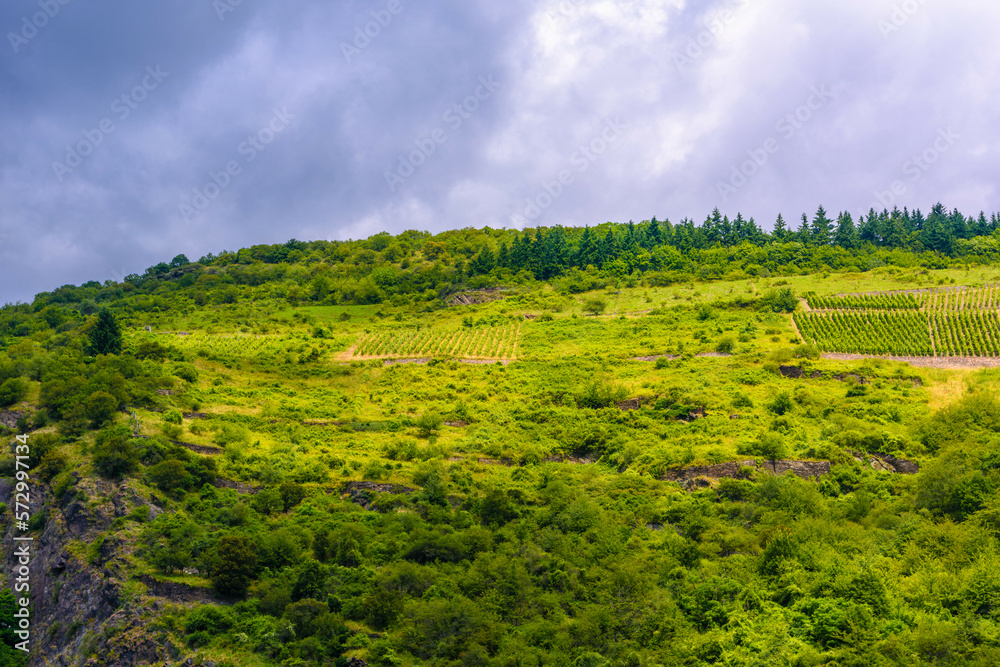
left=3, top=205, right=1000, bottom=666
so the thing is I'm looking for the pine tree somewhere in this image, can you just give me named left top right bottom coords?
left=835, top=212, right=858, bottom=249
left=645, top=217, right=663, bottom=248
left=89, top=309, right=122, bottom=356
left=797, top=214, right=812, bottom=245
left=811, top=206, right=833, bottom=245
left=772, top=214, right=788, bottom=241
left=575, top=227, right=599, bottom=268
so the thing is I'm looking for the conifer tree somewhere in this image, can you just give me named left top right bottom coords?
left=89, top=309, right=122, bottom=356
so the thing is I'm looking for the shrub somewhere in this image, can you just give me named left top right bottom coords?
left=768, top=392, right=794, bottom=416
left=172, top=363, right=199, bottom=384
left=715, top=336, right=736, bottom=354
left=212, top=535, right=258, bottom=597
left=415, top=413, right=443, bottom=438
left=147, top=460, right=193, bottom=492
left=85, top=391, right=118, bottom=428
left=92, top=426, right=140, bottom=478
left=583, top=298, right=607, bottom=316
left=0, top=378, right=29, bottom=407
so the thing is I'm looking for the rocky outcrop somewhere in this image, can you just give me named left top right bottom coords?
left=213, top=478, right=261, bottom=494
left=0, top=409, right=26, bottom=429
left=170, top=440, right=223, bottom=456
left=343, top=481, right=416, bottom=510
left=778, top=365, right=804, bottom=379
left=662, top=459, right=831, bottom=486
left=850, top=451, right=920, bottom=474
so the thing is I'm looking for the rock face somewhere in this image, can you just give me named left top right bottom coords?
left=0, top=409, right=26, bottom=429
left=851, top=451, right=920, bottom=474
left=662, top=459, right=831, bottom=486
left=343, top=481, right=416, bottom=510
left=778, top=365, right=804, bottom=379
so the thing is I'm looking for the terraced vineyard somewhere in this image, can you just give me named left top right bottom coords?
left=798, top=285, right=1000, bottom=357
left=795, top=311, right=935, bottom=356
left=805, top=292, right=924, bottom=310
left=352, top=323, right=521, bottom=359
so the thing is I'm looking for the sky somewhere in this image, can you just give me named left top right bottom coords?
left=1, top=0, right=998, bottom=303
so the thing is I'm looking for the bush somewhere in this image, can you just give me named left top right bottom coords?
left=147, top=460, right=193, bottom=492
left=715, top=336, right=736, bottom=354
left=768, top=392, right=794, bottom=416
left=92, top=426, right=140, bottom=478
left=0, top=378, right=29, bottom=407
left=172, top=363, right=199, bottom=384
left=86, top=391, right=118, bottom=428
left=212, top=535, right=258, bottom=597
left=576, top=381, right=627, bottom=409
left=415, top=413, right=443, bottom=438
left=583, top=298, right=607, bottom=316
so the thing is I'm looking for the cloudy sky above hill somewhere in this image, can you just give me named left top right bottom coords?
left=1, top=0, right=998, bottom=302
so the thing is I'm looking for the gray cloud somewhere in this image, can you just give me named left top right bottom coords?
left=1, top=0, right=998, bottom=302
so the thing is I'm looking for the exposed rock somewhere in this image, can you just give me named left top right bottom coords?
left=444, top=420, right=469, bottom=427
left=0, top=409, right=26, bottom=429
left=810, top=371, right=823, bottom=379
left=778, top=365, right=804, bottom=379
left=213, top=478, right=261, bottom=494
left=849, top=451, right=920, bottom=474
left=663, top=459, right=831, bottom=487
left=759, top=460, right=831, bottom=478
left=156, top=389, right=175, bottom=396
left=343, top=481, right=417, bottom=510
left=137, top=574, right=225, bottom=605
left=171, top=440, right=223, bottom=456
left=182, top=412, right=210, bottom=420
left=615, top=397, right=654, bottom=411
left=543, top=454, right=595, bottom=464
left=446, top=288, right=508, bottom=306
left=63, top=501, right=91, bottom=536
left=832, top=373, right=869, bottom=385
left=662, top=460, right=759, bottom=484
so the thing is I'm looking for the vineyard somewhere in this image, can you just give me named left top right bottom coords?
left=797, top=284, right=1000, bottom=357
left=795, top=311, right=934, bottom=356
left=804, top=292, right=923, bottom=310
left=351, top=323, right=521, bottom=359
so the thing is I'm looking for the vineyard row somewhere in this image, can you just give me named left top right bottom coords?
left=795, top=311, right=1000, bottom=358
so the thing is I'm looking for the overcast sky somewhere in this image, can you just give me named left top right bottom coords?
left=1, top=0, right=998, bottom=303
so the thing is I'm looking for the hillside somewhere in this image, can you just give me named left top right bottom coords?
left=4, top=214, right=1000, bottom=666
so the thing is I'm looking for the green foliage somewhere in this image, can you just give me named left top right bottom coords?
left=92, top=426, right=140, bottom=478
left=88, top=309, right=122, bottom=355
left=583, top=298, right=607, bottom=316
left=213, top=535, right=258, bottom=597
left=0, top=378, right=28, bottom=408
left=85, top=391, right=118, bottom=428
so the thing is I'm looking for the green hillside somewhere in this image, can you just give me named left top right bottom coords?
left=4, top=213, right=1000, bottom=666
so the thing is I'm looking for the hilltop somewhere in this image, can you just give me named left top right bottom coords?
left=3, top=210, right=1000, bottom=666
